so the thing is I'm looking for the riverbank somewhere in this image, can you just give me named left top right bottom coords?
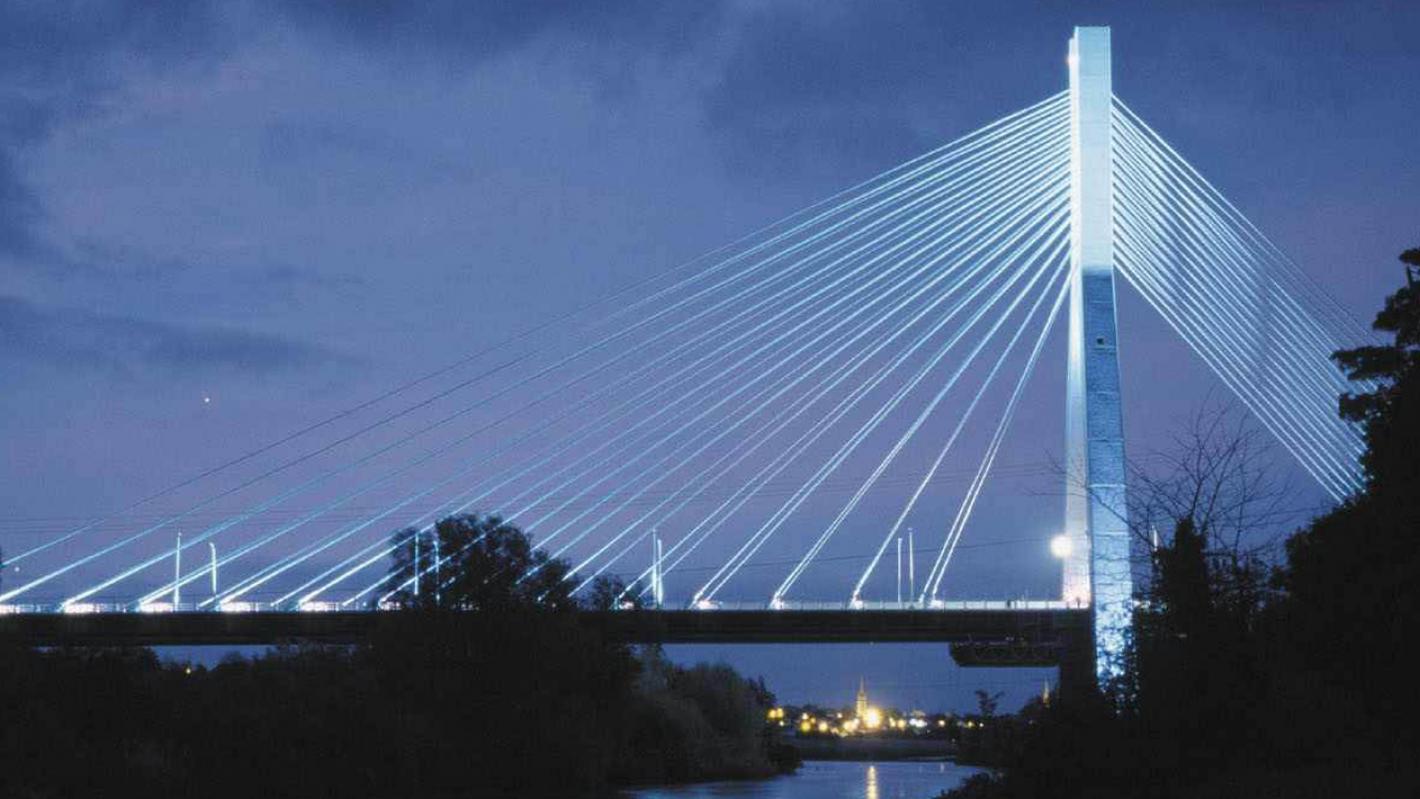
left=0, top=611, right=790, bottom=797
left=783, top=735, right=956, bottom=761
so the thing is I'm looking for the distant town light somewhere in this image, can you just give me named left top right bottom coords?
left=863, top=707, right=882, bottom=730
left=1050, top=534, right=1073, bottom=559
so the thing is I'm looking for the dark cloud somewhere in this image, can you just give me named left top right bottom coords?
left=0, top=152, right=42, bottom=257
left=272, top=0, right=726, bottom=65
left=0, top=1, right=729, bottom=277
left=0, top=294, right=341, bottom=376
left=60, top=237, right=365, bottom=301
left=0, top=1, right=234, bottom=269
left=0, top=1, right=226, bottom=85
left=260, top=119, right=409, bottom=165
left=701, top=2, right=1420, bottom=179
left=701, top=4, right=1067, bottom=179
left=236, top=264, right=366, bottom=292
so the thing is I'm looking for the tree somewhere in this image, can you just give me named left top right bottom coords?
left=1276, top=246, right=1420, bottom=751
left=583, top=574, right=645, bottom=611
left=1060, top=402, right=1280, bottom=768
left=1126, top=399, right=1295, bottom=571
left=1131, top=512, right=1270, bottom=769
left=1331, top=247, right=1420, bottom=499
left=974, top=689, right=1004, bottom=719
left=942, top=252, right=1420, bottom=796
left=381, top=513, right=577, bottom=611
left=380, top=525, right=436, bottom=609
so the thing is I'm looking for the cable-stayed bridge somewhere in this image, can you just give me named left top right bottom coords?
left=0, top=28, right=1367, bottom=688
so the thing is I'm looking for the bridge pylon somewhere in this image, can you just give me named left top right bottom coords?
left=1063, top=26, right=1132, bottom=687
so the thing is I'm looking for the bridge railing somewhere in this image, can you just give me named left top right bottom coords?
left=693, top=599, right=1077, bottom=611
left=0, top=598, right=1085, bottom=615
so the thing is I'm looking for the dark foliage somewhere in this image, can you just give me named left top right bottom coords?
left=1279, top=246, right=1420, bottom=745
left=381, top=513, right=577, bottom=612
left=0, top=516, right=786, bottom=797
left=944, top=247, right=1420, bottom=798
left=614, top=649, right=790, bottom=785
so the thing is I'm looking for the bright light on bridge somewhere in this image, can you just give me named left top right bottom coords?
left=1050, top=534, right=1073, bottom=559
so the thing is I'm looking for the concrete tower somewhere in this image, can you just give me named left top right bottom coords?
left=1063, top=26, right=1132, bottom=685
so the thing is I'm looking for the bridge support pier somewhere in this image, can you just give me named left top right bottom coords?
left=1054, top=623, right=1097, bottom=699
left=1064, top=26, right=1132, bottom=688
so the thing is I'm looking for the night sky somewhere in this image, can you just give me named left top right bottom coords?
left=3, top=2, right=1418, bottom=713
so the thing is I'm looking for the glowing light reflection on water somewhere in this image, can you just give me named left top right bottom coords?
left=622, top=760, right=984, bottom=799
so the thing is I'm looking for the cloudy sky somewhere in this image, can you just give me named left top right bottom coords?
left=2, top=1, right=1418, bottom=711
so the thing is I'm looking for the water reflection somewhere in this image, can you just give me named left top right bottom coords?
left=622, top=760, right=983, bottom=799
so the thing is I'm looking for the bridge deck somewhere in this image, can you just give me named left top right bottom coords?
left=0, top=608, right=1088, bottom=647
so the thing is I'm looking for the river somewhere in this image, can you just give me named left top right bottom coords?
left=622, top=760, right=985, bottom=799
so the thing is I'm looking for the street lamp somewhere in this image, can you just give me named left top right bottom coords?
left=1050, top=534, right=1073, bottom=559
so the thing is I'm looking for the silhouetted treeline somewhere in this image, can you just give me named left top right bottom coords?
left=950, top=690, right=1042, bottom=768
left=945, top=247, right=1420, bottom=797
left=0, top=519, right=795, bottom=798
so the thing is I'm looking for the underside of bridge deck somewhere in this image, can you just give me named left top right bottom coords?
left=0, top=609, right=1089, bottom=654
